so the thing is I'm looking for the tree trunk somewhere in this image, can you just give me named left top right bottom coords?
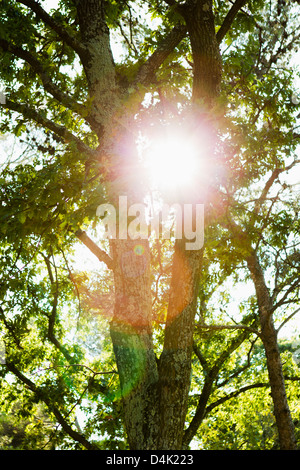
left=76, top=0, right=221, bottom=450
left=76, top=0, right=118, bottom=134
left=110, top=238, right=160, bottom=449
left=261, top=316, right=297, bottom=449
left=181, top=0, right=222, bottom=103
left=107, top=0, right=221, bottom=449
left=157, top=241, right=203, bottom=449
left=105, top=117, right=160, bottom=448
left=247, top=252, right=297, bottom=450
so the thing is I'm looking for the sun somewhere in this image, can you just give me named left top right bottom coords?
left=144, top=128, right=202, bottom=195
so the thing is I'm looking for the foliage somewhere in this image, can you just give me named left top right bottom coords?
left=0, top=0, right=300, bottom=450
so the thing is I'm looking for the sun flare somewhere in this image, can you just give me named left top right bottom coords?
left=144, top=128, right=203, bottom=195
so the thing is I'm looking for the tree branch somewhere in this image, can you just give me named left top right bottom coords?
left=193, top=340, right=209, bottom=371
left=197, top=323, right=261, bottom=337
left=35, top=363, right=117, bottom=378
left=216, top=0, right=249, bottom=44
left=16, top=0, right=87, bottom=59
left=1, top=99, right=94, bottom=156
left=134, top=24, right=187, bottom=86
left=272, top=278, right=300, bottom=313
left=75, top=229, right=114, bottom=270
left=183, top=309, right=253, bottom=447
left=42, top=253, right=74, bottom=362
left=276, top=307, right=300, bottom=335
left=205, top=382, right=269, bottom=416
left=181, top=0, right=222, bottom=102
left=163, top=0, right=177, bottom=6
left=5, top=360, right=98, bottom=450
left=254, top=168, right=282, bottom=214
left=0, top=38, right=96, bottom=127
left=254, top=160, right=300, bottom=214
left=217, top=338, right=257, bottom=388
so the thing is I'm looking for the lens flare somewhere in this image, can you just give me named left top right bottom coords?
left=134, top=244, right=145, bottom=256
left=148, top=136, right=199, bottom=191
left=147, top=135, right=200, bottom=191
left=143, top=121, right=212, bottom=199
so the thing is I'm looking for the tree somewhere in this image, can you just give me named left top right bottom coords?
left=0, top=0, right=300, bottom=450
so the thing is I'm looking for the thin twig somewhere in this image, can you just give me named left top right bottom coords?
left=276, top=307, right=300, bottom=335
left=197, top=323, right=261, bottom=337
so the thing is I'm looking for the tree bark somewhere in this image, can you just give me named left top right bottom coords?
left=158, top=242, right=203, bottom=449
left=104, top=118, right=160, bottom=448
left=246, top=252, right=297, bottom=450
left=110, top=238, right=160, bottom=449
left=181, top=0, right=222, bottom=103
left=76, top=0, right=118, bottom=134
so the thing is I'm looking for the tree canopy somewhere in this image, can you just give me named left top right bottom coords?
left=0, top=0, right=300, bottom=451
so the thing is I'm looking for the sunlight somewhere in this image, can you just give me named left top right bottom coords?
left=143, top=124, right=210, bottom=199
